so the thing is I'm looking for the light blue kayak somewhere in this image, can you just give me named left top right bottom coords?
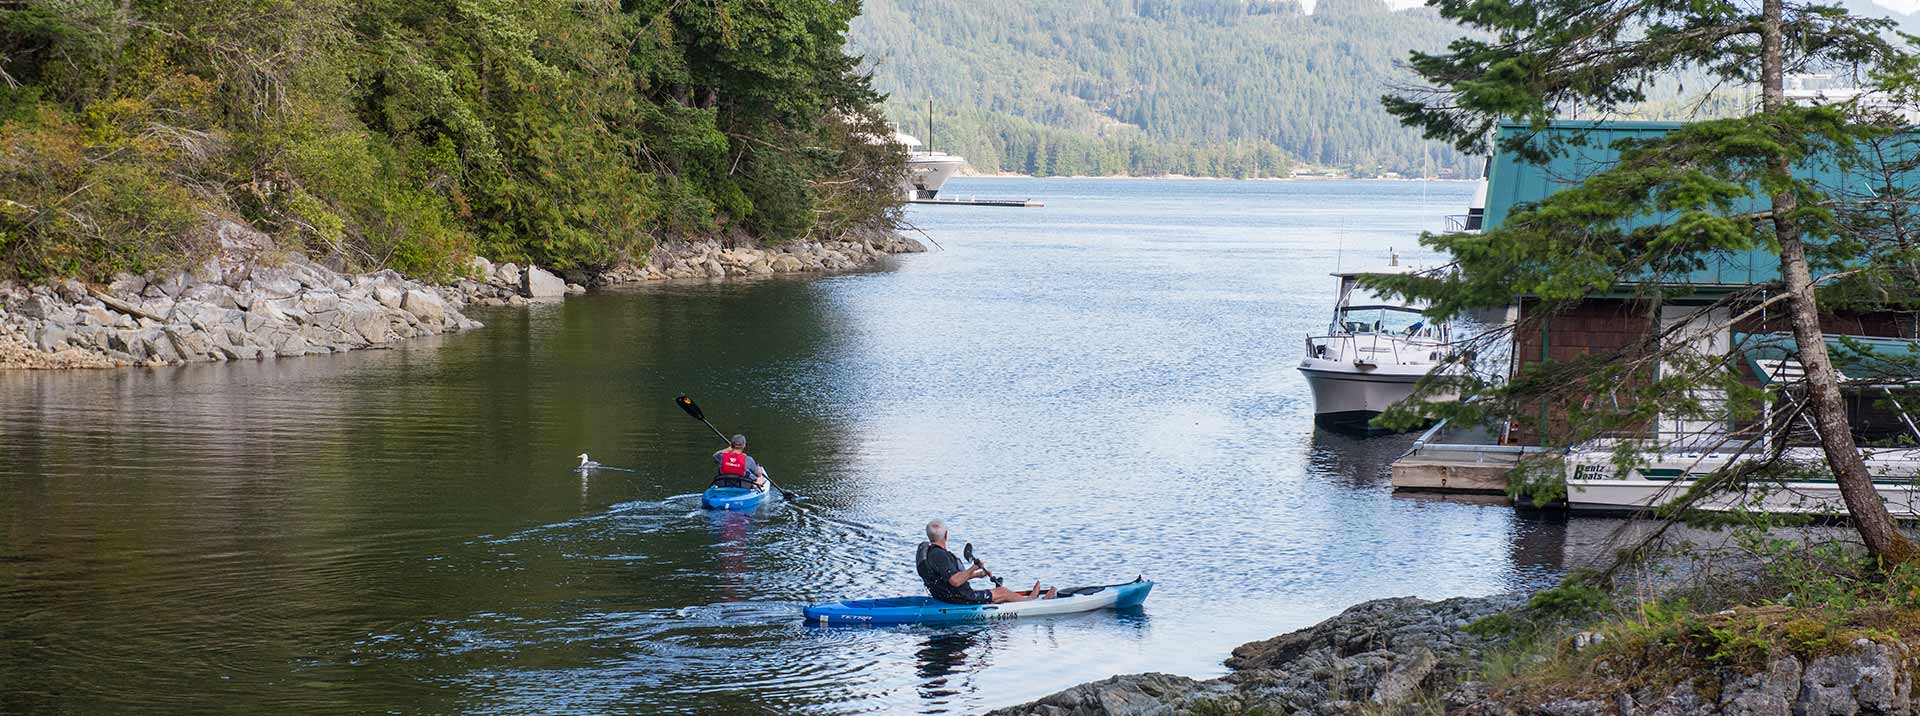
left=804, top=578, right=1153, bottom=625
left=700, top=485, right=770, bottom=510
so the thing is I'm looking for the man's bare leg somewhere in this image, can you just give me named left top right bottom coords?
left=989, top=581, right=1057, bottom=603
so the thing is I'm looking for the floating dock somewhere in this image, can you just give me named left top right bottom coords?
left=908, top=197, right=1043, bottom=207
left=1388, top=420, right=1540, bottom=495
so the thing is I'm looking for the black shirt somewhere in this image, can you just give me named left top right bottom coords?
left=915, top=543, right=984, bottom=604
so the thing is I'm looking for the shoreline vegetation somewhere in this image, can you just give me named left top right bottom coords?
left=0, top=0, right=914, bottom=369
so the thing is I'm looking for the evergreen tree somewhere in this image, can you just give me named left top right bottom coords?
left=1377, top=0, right=1920, bottom=558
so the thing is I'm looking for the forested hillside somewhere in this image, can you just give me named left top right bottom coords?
left=847, top=0, right=1476, bottom=178
left=0, top=0, right=900, bottom=282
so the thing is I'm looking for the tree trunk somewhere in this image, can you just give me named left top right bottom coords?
left=1760, top=0, right=1915, bottom=562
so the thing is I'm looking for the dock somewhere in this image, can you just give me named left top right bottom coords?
left=908, top=197, right=1044, bottom=207
left=1389, top=420, right=1540, bottom=495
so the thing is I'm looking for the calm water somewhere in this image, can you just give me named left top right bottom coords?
left=3, top=178, right=1594, bottom=715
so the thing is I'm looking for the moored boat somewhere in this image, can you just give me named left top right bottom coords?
left=804, top=578, right=1153, bottom=625
left=1298, top=258, right=1454, bottom=432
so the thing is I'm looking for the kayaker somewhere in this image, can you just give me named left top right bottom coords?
left=712, top=434, right=767, bottom=490
left=916, top=519, right=1056, bottom=604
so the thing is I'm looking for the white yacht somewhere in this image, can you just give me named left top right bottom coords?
left=894, top=131, right=967, bottom=200
left=1298, top=258, right=1454, bottom=431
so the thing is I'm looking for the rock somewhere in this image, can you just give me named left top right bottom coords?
left=984, top=673, right=1218, bottom=716
left=1718, top=655, right=1800, bottom=716
left=704, top=259, right=726, bottom=278
left=1372, top=647, right=1436, bottom=705
left=34, top=325, right=68, bottom=351
left=401, top=289, right=447, bottom=325
left=142, top=329, right=181, bottom=363
left=748, top=261, right=773, bottom=275
left=190, top=258, right=221, bottom=285
left=469, top=255, right=494, bottom=278
left=1797, top=639, right=1907, bottom=716
left=19, top=295, right=73, bottom=323
left=299, top=290, right=340, bottom=315
left=373, top=285, right=404, bottom=309
left=108, top=273, right=147, bottom=298
left=495, top=263, right=521, bottom=288
left=250, top=267, right=301, bottom=299
left=771, top=256, right=805, bottom=272
left=522, top=266, right=567, bottom=298
left=1534, top=699, right=1611, bottom=716
left=181, top=284, right=240, bottom=310
left=565, top=282, right=587, bottom=295
left=149, top=270, right=189, bottom=297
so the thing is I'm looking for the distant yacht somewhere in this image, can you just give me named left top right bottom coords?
left=1298, top=256, right=1455, bottom=432
left=894, top=130, right=967, bottom=200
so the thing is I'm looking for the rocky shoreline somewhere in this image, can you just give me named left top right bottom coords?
left=990, top=593, right=1919, bottom=716
left=0, top=222, right=924, bottom=370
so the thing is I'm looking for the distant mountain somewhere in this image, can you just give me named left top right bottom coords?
left=847, top=0, right=1475, bottom=178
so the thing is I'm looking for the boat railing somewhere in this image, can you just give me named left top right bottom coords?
left=1398, top=417, right=1543, bottom=463
left=1304, top=332, right=1448, bottom=367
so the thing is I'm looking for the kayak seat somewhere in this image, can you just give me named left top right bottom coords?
left=710, top=475, right=759, bottom=489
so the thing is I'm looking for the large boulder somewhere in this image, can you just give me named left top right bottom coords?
left=401, top=289, right=447, bottom=325
left=522, top=266, right=567, bottom=298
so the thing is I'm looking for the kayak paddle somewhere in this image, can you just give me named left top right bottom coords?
left=675, top=394, right=799, bottom=501
left=962, top=542, right=1005, bottom=588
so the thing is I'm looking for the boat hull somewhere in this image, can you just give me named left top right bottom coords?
left=905, top=155, right=966, bottom=199
left=701, top=485, right=769, bottom=511
left=1566, top=477, right=1920, bottom=516
left=804, top=579, right=1152, bottom=625
left=1298, top=362, right=1434, bottom=431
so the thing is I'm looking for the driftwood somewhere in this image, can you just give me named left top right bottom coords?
left=89, top=289, right=166, bottom=322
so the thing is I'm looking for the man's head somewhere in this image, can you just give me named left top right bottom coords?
left=730, top=434, right=747, bottom=448
left=925, top=519, right=947, bottom=545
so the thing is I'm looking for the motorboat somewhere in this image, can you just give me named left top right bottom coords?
left=1298, top=257, right=1454, bottom=432
left=895, top=130, right=967, bottom=200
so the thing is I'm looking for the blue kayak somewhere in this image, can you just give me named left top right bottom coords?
left=804, top=578, right=1152, bottom=625
left=700, top=485, right=770, bottom=510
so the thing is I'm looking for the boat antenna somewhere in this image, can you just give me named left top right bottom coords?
left=927, top=98, right=934, bottom=154
left=1334, top=218, right=1346, bottom=275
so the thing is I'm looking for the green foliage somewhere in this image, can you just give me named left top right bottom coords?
left=848, top=0, right=1471, bottom=178
left=0, top=0, right=899, bottom=281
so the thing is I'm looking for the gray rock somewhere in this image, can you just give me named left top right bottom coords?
left=108, top=273, right=147, bottom=298
left=1718, top=655, right=1801, bottom=716
left=189, top=258, right=221, bottom=285
left=495, top=263, right=521, bottom=288
left=142, top=329, right=181, bottom=363
left=1372, top=646, right=1437, bottom=705
left=373, top=285, right=404, bottom=309
left=34, top=325, right=69, bottom=351
left=565, top=282, right=587, bottom=295
left=181, top=284, right=240, bottom=310
left=1797, top=639, right=1908, bottom=716
left=250, top=267, right=301, bottom=299
left=985, top=673, right=1216, bottom=716
left=19, top=295, right=73, bottom=323
left=704, top=259, right=726, bottom=278
left=300, top=290, right=340, bottom=315
left=149, top=270, right=188, bottom=298
left=469, top=255, right=494, bottom=278
left=401, top=289, right=447, bottom=325
left=522, top=266, right=567, bottom=298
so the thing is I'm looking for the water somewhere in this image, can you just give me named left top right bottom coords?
left=3, top=178, right=1594, bottom=715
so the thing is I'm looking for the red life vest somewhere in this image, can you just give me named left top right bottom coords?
left=718, top=451, right=748, bottom=476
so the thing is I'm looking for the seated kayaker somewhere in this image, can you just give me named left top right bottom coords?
left=915, top=519, right=1056, bottom=604
left=711, top=434, right=767, bottom=490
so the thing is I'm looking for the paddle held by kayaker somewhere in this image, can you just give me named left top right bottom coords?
left=712, top=434, right=768, bottom=490
left=916, top=519, right=1056, bottom=604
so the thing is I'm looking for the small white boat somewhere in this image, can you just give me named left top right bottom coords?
left=1298, top=258, right=1453, bottom=432
left=1563, top=445, right=1920, bottom=516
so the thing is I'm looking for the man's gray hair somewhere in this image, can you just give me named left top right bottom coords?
left=925, top=519, right=947, bottom=543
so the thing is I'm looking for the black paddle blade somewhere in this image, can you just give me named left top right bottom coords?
left=675, top=394, right=705, bottom=421
left=963, top=542, right=976, bottom=563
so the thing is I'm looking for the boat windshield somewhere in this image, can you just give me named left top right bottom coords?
left=1335, top=306, right=1436, bottom=338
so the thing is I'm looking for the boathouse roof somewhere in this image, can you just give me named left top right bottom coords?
left=1482, top=119, right=1920, bottom=288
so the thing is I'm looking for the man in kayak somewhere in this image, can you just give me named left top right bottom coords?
left=712, top=434, right=768, bottom=490
left=916, top=519, right=1056, bottom=604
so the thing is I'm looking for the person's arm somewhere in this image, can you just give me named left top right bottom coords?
left=947, top=561, right=983, bottom=587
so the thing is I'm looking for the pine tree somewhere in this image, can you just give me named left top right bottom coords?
left=1378, top=0, right=1920, bottom=559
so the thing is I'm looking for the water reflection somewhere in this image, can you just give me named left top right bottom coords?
left=0, top=178, right=1621, bottom=716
